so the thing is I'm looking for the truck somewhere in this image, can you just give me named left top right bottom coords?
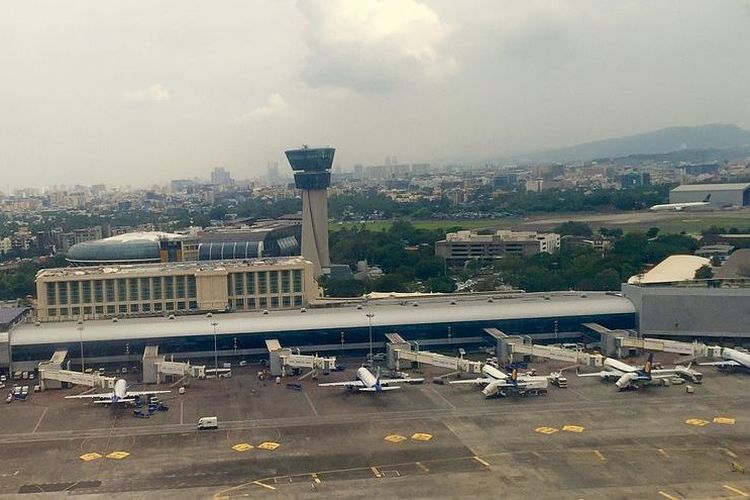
left=547, top=371, right=568, bottom=388
left=198, top=416, right=218, bottom=430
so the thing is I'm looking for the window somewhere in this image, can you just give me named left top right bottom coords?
left=292, top=270, right=302, bottom=293
left=294, top=296, right=303, bottom=307
left=119, top=304, right=127, bottom=314
left=46, top=283, right=56, bottom=305
left=234, top=274, right=244, bottom=296
left=117, top=279, right=127, bottom=302
left=71, top=282, right=80, bottom=304
left=177, top=301, right=186, bottom=310
left=128, top=278, right=138, bottom=301
left=282, top=296, right=291, bottom=307
left=281, top=271, right=290, bottom=293
left=58, top=283, right=68, bottom=305
left=188, top=300, right=197, bottom=310
left=248, top=298, right=256, bottom=309
left=270, top=297, right=279, bottom=308
left=246, top=272, right=255, bottom=294
left=187, top=276, right=197, bottom=298
left=270, top=272, right=279, bottom=293
left=175, top=276, right=185, bottom=299
left=83, top=306, right=92, bottom=315
left=105, top=280, right=115, bottom=302
left=140, top=278, right=150, bottom=300
left=48, top=308, right=56, bottom=317
left=152, top=277, right=162, bottom=300
left=95, top=305, right=103, bottom=315
left=142, top=303, right=151, bottom=312
left=166, top=302, right=174, bottom=311
left=164, top=276, right=174, bottom=299
left=106, top=305, right=115, bottom=315
left=130, top=304, right=138, bottom=313
left=82, top=281, right=92, bottom=304
left=258, top=272, right=267, bottom=294
left=72, top=306, right=80, bottom=316
left=259, top=297, right=267, bottom=308
left=154, top=303, right=163, bottom=312
left=236, top=298, right=244, bottom=308
left=94, top=281, right=103, bottom=303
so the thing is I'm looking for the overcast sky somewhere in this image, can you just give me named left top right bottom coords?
left=1, top=0, right=749, bottom=189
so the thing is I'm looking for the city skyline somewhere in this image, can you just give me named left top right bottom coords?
left=1, top=0, right=749, bottom=189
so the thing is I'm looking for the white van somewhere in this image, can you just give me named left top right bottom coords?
left=197, top=416, right=218, bottom=430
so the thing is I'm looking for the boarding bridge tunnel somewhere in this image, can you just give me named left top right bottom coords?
left=385, top=333, right=483, bottom=374
left=38, top=350, right=117, bottom=390
left=485, top=328, right=605, bottom=367
left=143, top=345, right=206, bottom=384
left=266, top=339, right=337, bottom=378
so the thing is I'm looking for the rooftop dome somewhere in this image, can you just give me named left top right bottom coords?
left=66, top=232, right=185, bottom=264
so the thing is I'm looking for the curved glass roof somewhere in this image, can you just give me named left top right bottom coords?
left=67, top=238, right=161, bottom=263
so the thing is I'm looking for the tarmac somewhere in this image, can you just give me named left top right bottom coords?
left=1, top=354, right=750, bottom=499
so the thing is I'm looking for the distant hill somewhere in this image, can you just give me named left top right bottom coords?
left=514, top=124, right=750, bottom=163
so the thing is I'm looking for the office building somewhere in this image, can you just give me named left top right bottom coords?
left=34, top=257, right=320, bottom=322
left=436, top=230, right=560, bottom=267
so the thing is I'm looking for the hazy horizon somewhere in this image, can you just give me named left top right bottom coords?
left=1, top=0, right=749, bottom=189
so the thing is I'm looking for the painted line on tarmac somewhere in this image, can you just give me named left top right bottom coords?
left=658, top=491, right=680, bottom=500
left=724, top=484, right=750, bottom=497
left=253, top=481, right=276, bottom=491
left=32, top=407, right=48, bottom=434
left=473, top=456, right=491, bottom=469
left=657, top=448, right=670, bottom=458
left=180, top=400, right=184, bottom=425
left=593, top=450, right=605, bottom=461
left=722, top=448, right=739, bottom=458
left=425, top=386, right=456, bottom=409
left=304, top=392, right=319, bottom=417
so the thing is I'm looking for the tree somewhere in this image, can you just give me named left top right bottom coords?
left=425, top=277, right=456, bottom=293
left=710, top=255, right=722, bottom=267
left=694, top=264, right=713, bottom=279
left=323, top=279, right=366, bottom=298
left=555, top=221, right=592, bottom=237
left=372, top=274, right=408, bottom=293
left=646, top=227, right=660, bottom=238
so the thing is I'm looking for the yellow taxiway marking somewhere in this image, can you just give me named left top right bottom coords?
left=416, top=462, right=430, bottom=472
left=253, top=481, right=276, bottom=491
left=714, top=417, right=736, bottom=425
left=593, top=450, right=605, bottom=461
left=657, top=448, right=670, bottom=458
left=473, top=456, right=491, bottom=468
left=685, top=418, right=710, bottom=426
left=535, top=426, right=559, bottom=435
left=232, top=443, right=253, bottom=452
left=411, top=433, right=433, bottom=441
left=384, top=434, right=407, bottom=443
left=723, top=484, right=750, bottom=497
left=562, top=425, right=585, bottom=433
left=106, top=451, right=130, bottom=460
left=257, top=441, right=280, bottom=451
left=658, top=491, right=680, bottom=500
left=311, top=473, right=321, bottom=484
left=79, top=453, right=102, bottom=462
left=370, top=466, right=382, bottom=478
left=723, top=448, right=739, bottom=458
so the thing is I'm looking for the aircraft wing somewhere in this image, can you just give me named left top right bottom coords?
left=94, top=398, right=135, bottom=404
left=698, top=360, right=741, bottom=367
left=575, top=370, right=618, bottom=378
left=65, top=392, right=115, bottom=400
left=448, top=377, right=493, bottom=385
left=379, top=377, right=424, bottom=385
left=126, top=390, right=171, bottom=397
left=318, top=380, right=365, bottom=388
left=359, top=386, right=400, bottom=392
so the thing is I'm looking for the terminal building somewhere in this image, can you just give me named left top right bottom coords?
left=34, top=257, right=320, bottom=322
left=436, top=230, right=560, bottom=268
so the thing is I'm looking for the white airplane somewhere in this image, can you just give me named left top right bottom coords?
left=576, top=353, right=677, bottom=390
left=318, top=366, right=424, bottom=392
left=65, top=378, right=170, bottom=405
left=449, top=364, right=548, bottom=398
left=699, top=346, right=750, bottom=371
left=649, top=194, right=711, bottom=212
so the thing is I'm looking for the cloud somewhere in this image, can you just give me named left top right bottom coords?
left=236, top=93, right=291, bottom=122
left=124, top=84, right=171, bottom=103
left=298, top=0, right=458, bottom=92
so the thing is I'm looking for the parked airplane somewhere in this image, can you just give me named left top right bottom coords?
left=576, top=353, right=676, bottom=390
left=65, top=378, right=170, bottom=404
left=449, top=364, right=548, bottom=397
left=318, top=367, right=424, bottom=392
left=699, top=346, right=750, bottom=371
left=649, top=194, right=711, bottom=212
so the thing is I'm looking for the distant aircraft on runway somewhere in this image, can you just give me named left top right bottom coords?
left=649, top=194, right=711, bottom=212
left=449, top=364, right=548, bottom=397
left=65, top=378, right=170, bottom=405
left=318, top=367, right=424, bottom=392
left=576, top=353, right=677, bottom=390
left=698, top=346, right=750, bottom=372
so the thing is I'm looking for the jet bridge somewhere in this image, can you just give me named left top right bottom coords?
left=485, top=328, right=604, bottom=367
left=142, top=345, right=206, bottom=384
left=266, top=339, right=337, bottom=378
left=37, top=350, right=116, bottom=390
left=385, top=333, right=483, bottom=374
left=585, top=323, right=711, bottom=358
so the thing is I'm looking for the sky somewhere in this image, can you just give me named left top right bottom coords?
left=1, top=0, right=749, bottom=189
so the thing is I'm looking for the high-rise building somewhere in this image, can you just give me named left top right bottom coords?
left=285, top=146, right=335, bottom=276
left=210, top=167, right=233, bottom=186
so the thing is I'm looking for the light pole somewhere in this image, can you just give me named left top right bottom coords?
left=366, top=312, right=375, bottom=362
left=77, top=319, right=85, bottom=372
left=414, top=341, right=420, bottom=371
left=207, top=313, right=219, bottom=375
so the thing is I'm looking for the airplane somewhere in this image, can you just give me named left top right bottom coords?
left=576, top=353, right=677, bottom=390
left=65, top=378, right=170, bottom=405
left=698, top=346, right=750, bottom=372
left=318, top=366, right=424, bottom=392
left=449, top=364, right=548, bottom=398
left=649, top=194, right=711, bottom=212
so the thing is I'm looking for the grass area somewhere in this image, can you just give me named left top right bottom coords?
left=644, top=216, right=750, bottom=235
left=331, top=219, right=516, bottom=232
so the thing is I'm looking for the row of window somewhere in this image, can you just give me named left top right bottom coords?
left=45, top=275, right=198, bottom=306
left=229, top=295, right=303, bottom=310
left=227, top=270, right=303, bottom=298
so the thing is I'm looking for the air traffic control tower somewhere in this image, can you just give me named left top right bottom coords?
left=285, top=145, right=335, bottom=276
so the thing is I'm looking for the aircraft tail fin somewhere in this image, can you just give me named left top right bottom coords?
left=703, top=194, right=711, bottom=203
left=643, top=352, right=654, bottom=375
